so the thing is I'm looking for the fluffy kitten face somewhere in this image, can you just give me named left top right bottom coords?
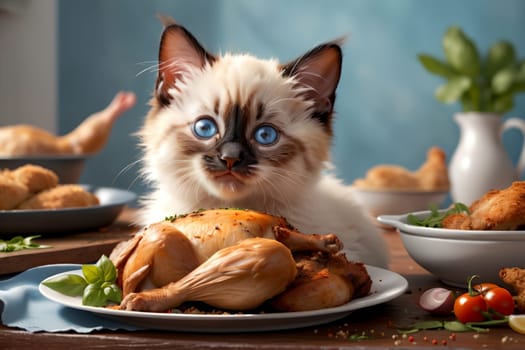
left=140, top=24, right=342, bottom=207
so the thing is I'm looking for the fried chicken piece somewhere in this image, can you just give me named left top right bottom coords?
left=0, top=91, right=135, bottom=156
left=442, top=181, right=525, bottom=230
left=0, top=175, right=29, bottom=210
left=0, top=164, right=59, bottom=209
left=353, top=147, right=449, bottom=191
left=16, top=184, right=99, bottom=210
left=499, top=267, right=525, bottom=313
left=9, top=164, right=58, bottom=193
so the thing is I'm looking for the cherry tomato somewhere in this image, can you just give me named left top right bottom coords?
left=483, top=287, right=514, bottom=316
left=454, top=276, right=515, bottom=323
left=454, top=293, right=487, bottom=323
left=474, top=282, right=499, bottom=293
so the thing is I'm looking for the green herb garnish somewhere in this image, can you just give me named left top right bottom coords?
left=407, top=203, right=469, bottom=228
left=165, top=208, right=243, bottom=222
left=43, top=255, right=122, bottom=307
left=0, top=235, right=50, bottom=252
left=397, top=317, right=509, bottom=334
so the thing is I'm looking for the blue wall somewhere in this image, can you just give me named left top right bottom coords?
left=58, top=0, right=525, bottom=199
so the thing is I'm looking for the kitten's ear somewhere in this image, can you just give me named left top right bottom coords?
left=281, top=41, right=343, bottom=128
left=156, top=24, right=215, bottom=105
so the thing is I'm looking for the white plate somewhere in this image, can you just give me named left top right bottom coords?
left=39, top=265, right=407, bottom=333
left=0, top=185, right=136, bottom=234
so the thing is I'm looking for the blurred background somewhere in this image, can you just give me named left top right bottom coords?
left=1, top=0, right=524, bottom=202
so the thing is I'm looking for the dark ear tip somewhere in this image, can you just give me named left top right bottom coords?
left=161, top=23, right=185, bottom=36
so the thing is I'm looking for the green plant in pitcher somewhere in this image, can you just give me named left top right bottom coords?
left=418, top=26, right=525, bottom=114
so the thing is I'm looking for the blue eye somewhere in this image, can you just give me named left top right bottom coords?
left=193, top=117, right=218, bottom=139
left=254, top=125, right=279, bottom=145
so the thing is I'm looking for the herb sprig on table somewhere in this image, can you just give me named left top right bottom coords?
left=397, top=318, right=509, bottom=334
left=0, top=235, right=50, bottom=252
left=407, top=203, right=469, bottom=228
left=43, top=255, right=122, bottom=307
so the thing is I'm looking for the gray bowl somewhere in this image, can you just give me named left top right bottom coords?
left=0, top=155, right=87, bottom=183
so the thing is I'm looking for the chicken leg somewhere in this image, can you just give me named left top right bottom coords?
left=119, top=238, right=297, bottom=312
left=0, top=91, right=136, bottom=156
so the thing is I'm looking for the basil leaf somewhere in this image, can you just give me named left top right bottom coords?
left=83, top=282, right=106, bottom=307
left=103, top=283, right=122, bottom=304
left=411, top=320, right=445, bottom=330
left=43, top=274, right=87, bottom=297
left=444, top=320, right=472, bottom=332
left=82, top=264, right=102, bottom=284
left=97, top=255, right=117, bottom=282
left=44, top=255, right=122, bottom=307
left=397, top=320, right=445, bottom=334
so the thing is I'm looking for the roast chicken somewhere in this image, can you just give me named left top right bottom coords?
left=353, top=147, right=450, bottom=191
left=110, top=209, right=371, bottom=312
left=0, top=91, right=136, bottom=156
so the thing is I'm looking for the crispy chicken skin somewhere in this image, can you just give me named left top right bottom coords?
left=0, top=165, right=58, bottom=209
left=0, top=176, right=28, bottom=210
left=16, top=184, right=99, bottom=210
left=499, top=267, right=525, bottom=313
left=110, top=209, right=371, bottom=312
left=353, top=147, right=450, bottom=191
left=442, top=181, right=525, bottom=230
left=8, top=164, right=59, bottom=193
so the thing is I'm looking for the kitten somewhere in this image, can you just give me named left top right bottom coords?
left=137, top=22, right=388, bottom=268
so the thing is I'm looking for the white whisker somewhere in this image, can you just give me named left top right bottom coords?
left=135, top=61, right=160, bottom=77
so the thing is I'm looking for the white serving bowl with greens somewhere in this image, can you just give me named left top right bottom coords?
left=378, top=209, right=525, bottom=288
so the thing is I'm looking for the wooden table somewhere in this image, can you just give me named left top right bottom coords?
left=1, top=209, right=524, bottom=349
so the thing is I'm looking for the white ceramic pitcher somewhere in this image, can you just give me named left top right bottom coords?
left=449, top=112, right=525, bottom=204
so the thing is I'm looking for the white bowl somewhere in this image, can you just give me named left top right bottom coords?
left=378, top=211, right=525, bottom=287
left=0, top=155, right=87, bottom=183
left=350, top=187, right=448, bottom=217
